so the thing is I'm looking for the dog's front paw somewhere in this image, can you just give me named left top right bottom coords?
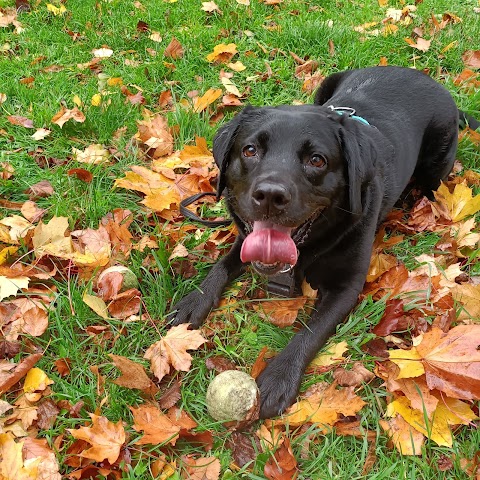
left=256, top=356, right=304, bottom=419
left=167, top=291, right=216, bottom=329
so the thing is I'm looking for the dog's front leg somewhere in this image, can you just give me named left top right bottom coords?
left=257, top=284, right=362, bottom=418
left=168, top=237, right=245, bottom=328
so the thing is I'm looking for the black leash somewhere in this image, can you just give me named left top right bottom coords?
left=179, top=192, right=232, bottom=228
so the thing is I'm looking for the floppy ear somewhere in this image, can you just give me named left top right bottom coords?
left=213, top=106, right=252, bottom=199
left=338, top=123, right=376, bottom=215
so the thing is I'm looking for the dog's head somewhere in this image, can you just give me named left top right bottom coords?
left=213, top=105, right=376, bottom=274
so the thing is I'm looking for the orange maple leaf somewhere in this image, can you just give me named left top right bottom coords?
left=253, top=298, right=307, bottom=327
left=144, top=324, right=207, bottom=382
left=67, top=414, right=125, bottom=464
left=131, top=404, right=181, bottom=445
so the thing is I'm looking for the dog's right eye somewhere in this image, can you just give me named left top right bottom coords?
left=242, top=145, right=257, bottom=158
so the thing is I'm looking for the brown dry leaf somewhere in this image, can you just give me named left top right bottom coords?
left=73, top=144, right=109, bottom=164
left=366, top=252, right=398, bottom=282
left=51, top=106, right=86, bottom=128
left=182, top=455, right=221, bottom=480
left=405, top=37, right=431, bottom=52
left=67, top=168, right=94, bottom=183
left=20, top=201, right=46, bottom=223
left=462, top=50, right=480, bottom=69
left=206, top=43, right=237, bottom=63
left=67, top=414, right=125, bottom=464
left=254, top=297, right=307, bottom=327
left=164, top=37, right=184, bottom=59
left=26, top=180, right=54, bottom=199
left=134, top=112, right=174, bottom=158
left=279, top=383, right=366, bottom=427
left=379, top=415, right=424, bottom=455
left=131, top=404, right=181, bottom=445
left=31, top=128, right=51, bottom=140
left=109, top=354, right=157, bottom=392
left=264, top=438, right=298, bottom=480
left=302, top=70, right=325, bottom=94
left=0, top=353, right=42, bottom=394
left=193, top=88, right=223, bottom=113
left=434, top=181, right=480, bottom=222
left=7, top=115, right=34, bottom=129
left=452, top=283, right=480, bottom=320
left=333, top=362, right=375, bottom=387
left=144, top=324, right=207, bottom=382
left=107, top=288, right=141, bottom=319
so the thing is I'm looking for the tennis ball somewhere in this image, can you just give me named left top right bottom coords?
left=206, top=370, right=259, bottom=422
left=97, top=265, right=138, bottom=291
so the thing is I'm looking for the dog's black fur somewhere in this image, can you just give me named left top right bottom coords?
left=170, top=66, right=479, bottom=418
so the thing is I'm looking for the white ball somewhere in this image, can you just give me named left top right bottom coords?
left=206, top=370, right=259, bottom=421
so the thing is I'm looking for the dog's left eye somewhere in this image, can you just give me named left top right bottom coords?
left=242, top=145, right=257, bottom=157
left=308, top=154, right=327, bottom=168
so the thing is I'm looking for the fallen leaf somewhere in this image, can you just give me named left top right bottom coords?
left=386, top=395, right=477, bottom=447
left=452, top=283, right=480, bottom=320
left=201, top=1, right=222, bottom=14
left=51, top=106, right=86, bottom=128
left=0, top=276, right=29, bottom=301
left=92, top=47, right=113, bottom=58
left=405, top=37, right=431, bottom=52
left=333, top=362, right=375, bottom=387
left=109, top=354, right=156, bottom=392
left=7, top=115, right=34, bottom=128
left=23, top=367, right=53, bottom=393
left=67, top=414, right=125, bottom=464
left=20, top=201, right=46, bottom=223
left=0, top=433, right=41, bottom=480
left=67, top=168, right=94, bottom=183
left=434, top=181, right=480, bottom=222
left=131, top=404, right=181, bottom=445
left=73, top=144, right=109, bottom=164
left=309, top=341, right=348, bottom=368
left=31, top=128, right=51, bottom=140
left=379, top=415, right=424, bottom=455
left=193, top=88, right=223, bottom=113
left=279, top=383, right=366, bottom=428
left=462, top=50, right=480, bottom=69
left=254, top=298, right=307, bottom=327
left=0, top=353, right=42, bottom=394
left=206, top=43, right=237, bottom=63
left=164, top=37, right=184, bottom=59
left=82, top=292, right=109, bottom=319
left=144, top=324, right=207, bottom=382
left=264, top=438, right=298, bottom=480
left=182, top=455, right=221, bottom=480
left=46, top=3, right=66, bottom=15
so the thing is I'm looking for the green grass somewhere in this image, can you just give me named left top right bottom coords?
left=1, top=0, right=479, bottom=478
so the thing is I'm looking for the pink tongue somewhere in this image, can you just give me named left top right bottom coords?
left=240, top=225, right=297, bottom=266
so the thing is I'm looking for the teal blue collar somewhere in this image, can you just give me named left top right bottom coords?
left=328, top=105, right=371, bottom=126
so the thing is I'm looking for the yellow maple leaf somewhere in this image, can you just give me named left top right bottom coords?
left=0, top=246, right=18, bottom=265
left=193, top=88, right=223, bottom=113
left=91, top=93, right=102, bottom=106
left=144, top=324, right=207, bottom=382
left=0, top=433, right=40, bottom=480
left=310, top=341, right=348, bottom=368
left=67, top=414, right=125, bottom=464
left=23, top=368, right=54, bottom=393
left=434, top=181, right=480, bottom=222
left=379, top=415, right=424, bottom=455
left=46, top=3, right=66, bottom=15
left=280, top=383, right=366, bottom=428
left=206, top=43, right=237, bottom=63
left=386, top=395, right=477, bottom=447
left=388, top=347, right=425, bottom=379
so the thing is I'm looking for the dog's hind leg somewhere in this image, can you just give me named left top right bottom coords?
left=414, top=123, right=458, bottom=195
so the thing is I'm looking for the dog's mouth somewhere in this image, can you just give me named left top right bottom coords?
left=240, top=208, right=324, bottom=276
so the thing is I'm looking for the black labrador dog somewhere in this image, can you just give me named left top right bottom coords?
left=170, top=66, right=479, bottom=418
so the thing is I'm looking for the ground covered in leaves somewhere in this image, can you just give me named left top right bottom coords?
left=1, top=0, right=480, bottom=479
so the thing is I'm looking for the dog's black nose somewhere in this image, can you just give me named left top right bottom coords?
left=252, top=182, right=291, bottom=213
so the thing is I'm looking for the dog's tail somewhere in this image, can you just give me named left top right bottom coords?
left=459, top=110, right=480, bottom=131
